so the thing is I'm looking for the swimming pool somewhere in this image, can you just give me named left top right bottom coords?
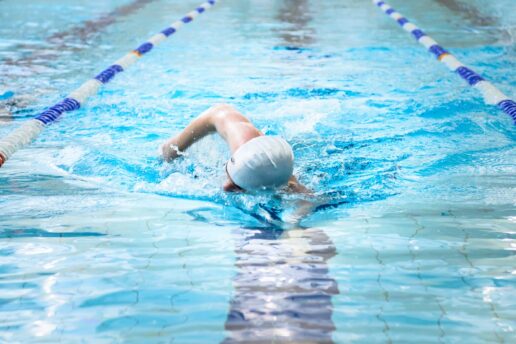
left=1, top=0, right=515, bottom=342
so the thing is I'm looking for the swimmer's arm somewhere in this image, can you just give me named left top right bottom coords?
left=161, top=108, right=217, bottom=162
left=161, top=104, right=253, bottom=162
left=287, top=176, right=311, bottom=194
left=285, top=176, right=321, bottom=224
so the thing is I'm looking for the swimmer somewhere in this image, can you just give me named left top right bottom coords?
left=161, top=104, right=309, bottom=193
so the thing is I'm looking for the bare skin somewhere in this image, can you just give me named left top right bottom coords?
left=161, top=104, right=309, bottom=193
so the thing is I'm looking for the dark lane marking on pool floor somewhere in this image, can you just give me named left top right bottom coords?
left=223, top=226, right=339, bottom=343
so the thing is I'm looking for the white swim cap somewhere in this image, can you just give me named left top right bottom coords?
left=226, top=136, right=294, bottom=191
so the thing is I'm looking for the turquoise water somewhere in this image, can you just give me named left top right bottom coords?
left=1, top=0, right=515, bottom=342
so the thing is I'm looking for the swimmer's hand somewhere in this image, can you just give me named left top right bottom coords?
left=160, top=137, right=183, bottom=162
left=287, top=176, right=311, bottom=194
left=282, top=198, right=315, bottom=227
left=281, top=176, right=319, bottom=226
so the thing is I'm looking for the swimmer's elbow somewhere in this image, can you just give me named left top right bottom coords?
left=210, top=103, right=236, bottom=113
left=200, top=104, right=235, bottom=127
left=209, top=103, right=241, bottom=121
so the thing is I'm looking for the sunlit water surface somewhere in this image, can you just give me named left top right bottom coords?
left=0, top=0, right=515, bottom=342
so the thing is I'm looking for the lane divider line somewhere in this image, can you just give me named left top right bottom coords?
left=0, top=0, right=217, bottom=168
left=372, top=0, right=515, bottom=124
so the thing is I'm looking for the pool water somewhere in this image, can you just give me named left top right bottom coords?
left=1, top=0, right=515, bottom=342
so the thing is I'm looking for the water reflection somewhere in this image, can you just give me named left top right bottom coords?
left=275, top=0, right=315, bottom=47
left=223, top=222, right=339, bottom=343
left=435, top=0, right=496, bottom=27
left=434, top=0, right=512, bottom=44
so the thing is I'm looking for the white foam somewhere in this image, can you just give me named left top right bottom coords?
left=54, top=145, right=86, bottom=167
left=270, top=99, right=338, bottom=138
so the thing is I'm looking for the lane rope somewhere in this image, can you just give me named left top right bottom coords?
left=372, top=0, right=515, bottom=124
left=0, top=0, right=217, bottom=168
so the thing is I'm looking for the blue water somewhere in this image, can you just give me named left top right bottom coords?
left=1, top=0, right=515, bottom=342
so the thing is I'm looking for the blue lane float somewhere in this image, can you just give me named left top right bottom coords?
left=372, top=0, right=515, bottom=124
left=0, top=0, right=218, bottom=167
left=35, top=98, right=81, bottom=125
left=95, top=64, right=125, bottom=84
